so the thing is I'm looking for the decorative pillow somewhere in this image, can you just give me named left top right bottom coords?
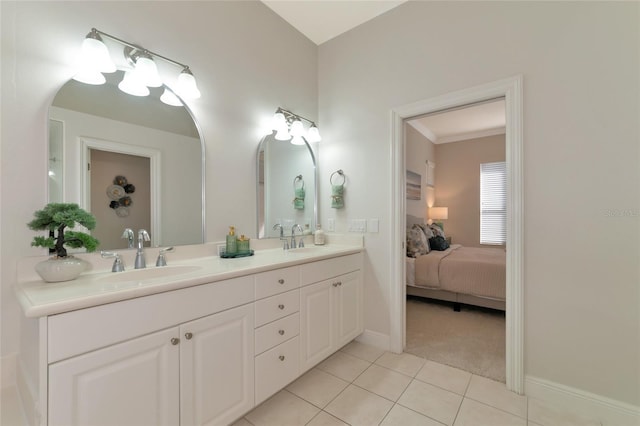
left=429, top=223, right=446, bottom=239
left=417, top=224, right=435, bottom=240
left=429, top=235, right=450, bottom=251
left=406, top=224, right=430, bottom=258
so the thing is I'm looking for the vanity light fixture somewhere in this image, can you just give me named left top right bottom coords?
left=269, top=108, right=322, bottom=144
left=73, top=28, right=201, bottom=104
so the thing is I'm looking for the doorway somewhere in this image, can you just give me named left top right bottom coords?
left=389, top=76, right=524, bottom=393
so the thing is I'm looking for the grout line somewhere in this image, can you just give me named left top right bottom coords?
left=394, top=400, right=449, bottom=426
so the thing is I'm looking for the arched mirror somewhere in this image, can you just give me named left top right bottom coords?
left=48, top=70, right=205, bottom=250
left=256, top=135, right=317, bottom=238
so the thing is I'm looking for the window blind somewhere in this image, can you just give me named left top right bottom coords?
left=480, top=161, right=506, bottom=245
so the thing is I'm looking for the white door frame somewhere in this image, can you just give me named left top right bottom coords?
left=80, top=137, right=162, bottom=247
left=389, top=75, right=524, bottom=393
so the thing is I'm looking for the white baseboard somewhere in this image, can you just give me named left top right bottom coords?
left=525, top=375, right=640, bottom=426
left=356, top=329, right=390, bottom=351
left=17, top=357, right=38, bottom=426
left=1, top=353, right=17, bottom=389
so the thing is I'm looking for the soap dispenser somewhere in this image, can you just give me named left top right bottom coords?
left=226, top=226, right=238, bottom=255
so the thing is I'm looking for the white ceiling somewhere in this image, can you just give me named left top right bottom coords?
left=261, top=0, right=408, bottom=45
left=408, top=99, right=506, bottom=144
left=262, top=1, right=505, bottom=143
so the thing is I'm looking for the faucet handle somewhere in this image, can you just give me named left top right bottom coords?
left=121, top=228, right=134, bottom=249
left=156, top=247, right=174, bottom=267
left=101, top=251, right=125, bottom=272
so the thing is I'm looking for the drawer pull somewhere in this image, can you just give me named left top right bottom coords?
left=279, top=355, right=285, bottom=361
left=337, top=281, right=342, bottom=286
left=278, top=279, right=285, bottom=284
left=332, top=282, right=338, bottom=287
left=170, top=338, right=180, bottom=345
left=278, top=329, right=285, bottom=335
left=278, top=304, right=285, bottom=310
left=185, top=332, right=193, bottom=340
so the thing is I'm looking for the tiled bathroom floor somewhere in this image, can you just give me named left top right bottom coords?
left=235, top=341, right=603, bottom=426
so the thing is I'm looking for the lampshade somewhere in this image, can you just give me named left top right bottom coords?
left=160, top=88, right=183, bottom=106
left=177, top=68, right=201, bottom=99
left=428, top=207, right=448, bottom=220
left=81, top=31, right=116, bottom=73
left=73, top=64, right=106, bottom=85
left=290, top=120, right=304, bottom=137
left=290, top=136, right=305, bottom=145
left=133, top=56, right=162, bottom=87
left=275, top=127, right=291, bottom=141
left=306, top=125, right=321, bottom=143
left=271, top=112, right=286, bottom=131
left=118, top=70, right=150, bottom=97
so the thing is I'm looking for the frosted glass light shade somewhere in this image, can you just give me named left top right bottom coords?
left=133, top=57, right=162, bottom=87
left=73, top=65, right=106, bottom=85
left=160, top=88, right=183, bottom=106
left=290, top=136, right=305, bottom=145
left=118, top=71, right=150, bottom=97
left=290, top=120, right=304, bottom=137
left=275, top=128, right=291, bottom=141
left=177, top=69, right=201, bottom=99
left=81, top=37, right=116, bottom=73
left=306, top=125, right=321, bottom=143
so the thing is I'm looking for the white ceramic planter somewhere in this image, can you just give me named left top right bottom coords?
left=35, top=257, right=89, bottom=283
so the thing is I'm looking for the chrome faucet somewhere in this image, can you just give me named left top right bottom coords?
left=273, top=223, right=288, bottom=250
left=121, top=228, right=134, bottom=249
left=156, top=247, right=174, bottom=267
left=134, top=229, right=150, bottom=269
left=291, top=224, right=303, bottom=249
left=101, top=251, right=125, bottom=272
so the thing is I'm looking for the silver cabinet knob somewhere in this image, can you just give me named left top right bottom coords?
left=278, top=279, right=285, bottom=284
left=279, top=355, right=285, bottom=361
left=171, top=338, right=180, bottom=345
left=278, top=329, right=285, bottom=335
left=337, top=281, right=342, bottom=286
left=333, top=282, right=338, bottom=287
left=185, top=332, right=193, bottom=340
left=278, top=304, right=285, bottom=310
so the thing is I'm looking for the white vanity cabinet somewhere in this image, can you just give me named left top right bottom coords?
left=299, top=254, right=363, bottom=373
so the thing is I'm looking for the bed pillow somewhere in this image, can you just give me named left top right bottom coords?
left=429, top=235, right=450, bottom=251
left=429, top=223, right=446, bottom=239
left=406, top=224, right=430, bottom=257
left=417, top=224, right=435, bottom=240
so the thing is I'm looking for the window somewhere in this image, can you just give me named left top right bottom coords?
left=480, top=161, right=506, bottom=245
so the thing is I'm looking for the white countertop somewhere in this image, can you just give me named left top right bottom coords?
left=16, top=237, right=364, bottom=318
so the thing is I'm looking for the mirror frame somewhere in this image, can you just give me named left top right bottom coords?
left=47, top=79, right=206, bottom=248
left=256, top=134, right=318, bottom=238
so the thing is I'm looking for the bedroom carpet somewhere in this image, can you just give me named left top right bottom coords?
left=405, top=296, right=506, bottom=383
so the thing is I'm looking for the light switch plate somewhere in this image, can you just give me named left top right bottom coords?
left=327, top=218, right=335, bottom=232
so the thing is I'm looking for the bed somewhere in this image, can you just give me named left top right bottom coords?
left=406, top=216, right=506, bottom=311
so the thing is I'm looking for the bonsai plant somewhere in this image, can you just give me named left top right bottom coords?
left=27, top=203, right=100, bottom=282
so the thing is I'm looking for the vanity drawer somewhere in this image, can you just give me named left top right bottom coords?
left=254, top=289, right=299, bottom=327
left=255, top=266, right=300, bottom=299
left=255, top=336, right=300, bottom=405
left=300, top=253, right=362, bottom=285
left=255, top=312, right=300, bottom=355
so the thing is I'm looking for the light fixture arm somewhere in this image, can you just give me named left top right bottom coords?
left=91, top=27, right=190, bottom=70
left=276, top=107, right=317, bottom=127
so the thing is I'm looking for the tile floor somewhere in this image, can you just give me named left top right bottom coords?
left=235, top=341, right=604, bottom=426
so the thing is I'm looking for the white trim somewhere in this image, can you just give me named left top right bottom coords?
left=1, top=352, right=17, bottom=389
left=389, top=75, right=524, bottom=394
left=407, top=120, right=437, bottom=143
left=436, top=126, right=505, bottom=144
left=526, top=375, right=640, bottom=425
left=355, top=329, right=390, bottom=351
left=79, top=137, right=162, bottom=247
left=17, top=357, right=37, bottom=426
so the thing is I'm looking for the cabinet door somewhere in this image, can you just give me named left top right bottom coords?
left=180, top=303, right=254, bottom=426
left=48, top=327, right=179, bottom=426
left=299, top=280, right=333, bottom=373
left=334, top=271, right=363, bottom=348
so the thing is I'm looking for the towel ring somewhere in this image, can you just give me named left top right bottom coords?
left=330, top=170, right=345, bottom=186
left=293, top=175, right=304, bottom=191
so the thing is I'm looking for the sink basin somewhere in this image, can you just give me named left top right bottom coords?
left=288, top=246, right=326, bottom=254
left=99, top=265, right=202, bottom=283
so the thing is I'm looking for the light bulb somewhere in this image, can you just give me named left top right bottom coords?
left=290, top=119, right=304, bottom=137
left=160, top=88, right=183, bottom=106
left=306, top=125, right=321, bottom=143
left=73, top=64, right=106, bottom=85
left=275, top=128, right=291, bottom=141
left=291, top=136, right=306, bottom=145
left=133, top=56, right=162, bottom=87
left=118, top=70, right=150, bottom=97
left=81, top=31, right=116, bottom=73
left=177, top=68, right=201, bottom=99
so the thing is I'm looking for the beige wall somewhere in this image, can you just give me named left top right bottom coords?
left=435, top=134, right=505, bottom=247
left=405, top=124, right=435, bottom=220
left=319, top=1, right=639, bottom=406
